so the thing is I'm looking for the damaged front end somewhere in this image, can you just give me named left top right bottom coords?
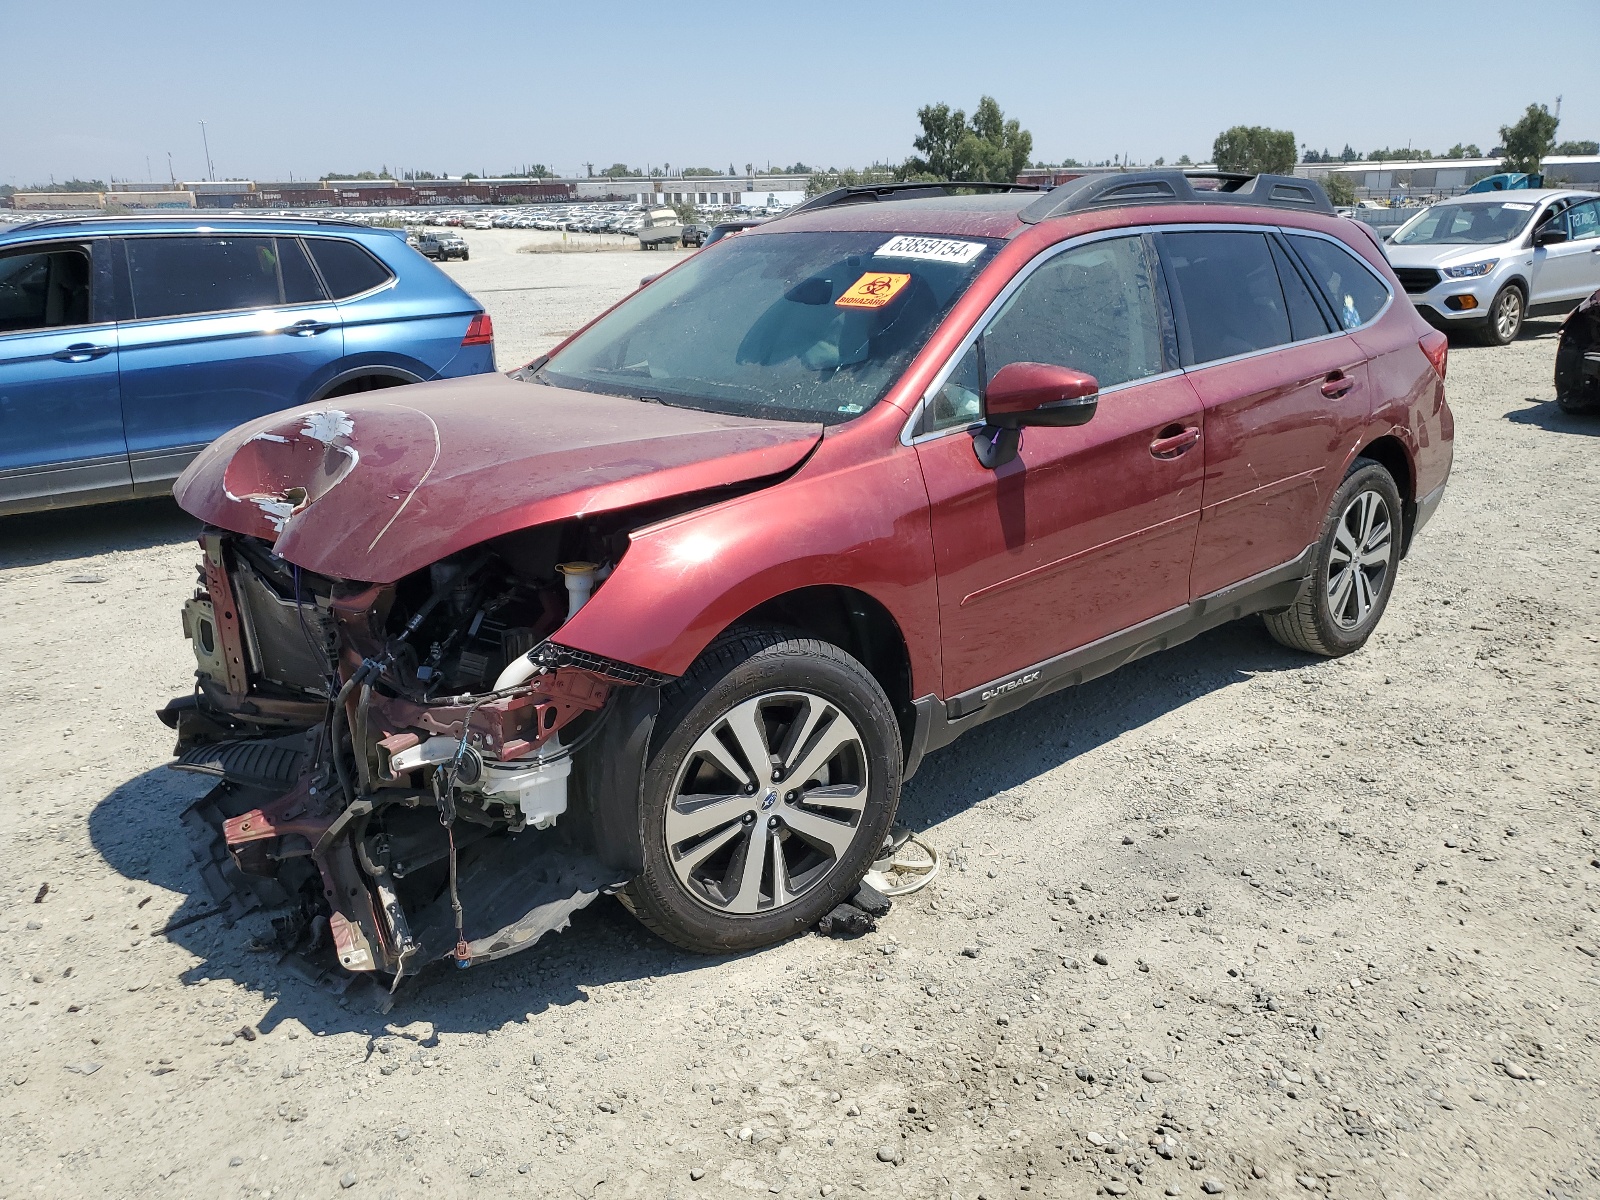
left=162, top=520, right=664, bottom=982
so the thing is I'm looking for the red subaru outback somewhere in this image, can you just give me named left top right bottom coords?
left=163, top=172, right=1452, bottom=978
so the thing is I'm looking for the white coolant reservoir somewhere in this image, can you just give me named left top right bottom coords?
left=557, top=562, right=599, bottom=619
left=479, top=748, right=571, bottom=829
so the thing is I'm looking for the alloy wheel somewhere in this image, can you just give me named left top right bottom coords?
left=1326, top=490, right=1394, bottom=631
left=1495, top=289, right=1522, bottom=342
left=664, top=691, right=868, bottom=915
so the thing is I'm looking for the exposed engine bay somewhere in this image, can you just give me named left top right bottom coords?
left=161, top=516, right=667, bottom=985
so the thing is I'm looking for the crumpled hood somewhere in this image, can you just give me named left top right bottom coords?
left=173, top=374, right=823, bottom=582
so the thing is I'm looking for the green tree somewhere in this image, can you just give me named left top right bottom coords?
left=1367, top=147, right=1433, bottom=162
left=598, top=163, right=638, bottom=179
left=1499, top=103, right=1559, bottom=174
left=906, top=96, right=1032, bottom=183
left=1323, top=173, right=1356, bottom=207
left=1211, top=126, right=1297, bottom=175
left=1445, top=143, right=1482, bottom=159
left=805, top=165, right=900, bottom=198
left=1555, top=139, right=1599, bottom=156
left=681, top=166, right=719, bottom=177
left=1176, top=154, right=1193, bottom=166
left=1339, top=144, right=1360, bottom=162
left=906, top=102, right=967, bottom=180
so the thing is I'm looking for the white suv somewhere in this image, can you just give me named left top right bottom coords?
left=1384, top=189, right=1600, bottom=344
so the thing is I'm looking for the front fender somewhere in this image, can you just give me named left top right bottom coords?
left=553, top=437, right=944, bottom=698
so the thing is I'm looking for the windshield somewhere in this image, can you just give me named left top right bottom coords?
left=536, top=230, right=1000, bottom=423
left=1390, top=201, right=1538, bottom=246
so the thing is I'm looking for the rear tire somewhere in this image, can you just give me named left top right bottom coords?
left=1264, top=459, right=1403, bottom=657
left=618, top=627, right=902, bottom=954
left=1479, top=284, right=1524, bottom=346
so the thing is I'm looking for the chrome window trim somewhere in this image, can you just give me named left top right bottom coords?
left=900, top=221, right=1391, bottom=447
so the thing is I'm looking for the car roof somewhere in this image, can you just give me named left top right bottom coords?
left=1444, top=188, right=1596, bottom=205
left=0, top=213, right=392, bottom=243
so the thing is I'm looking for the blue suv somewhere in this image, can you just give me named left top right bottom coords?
left=0, top=215, right=496, bottom=516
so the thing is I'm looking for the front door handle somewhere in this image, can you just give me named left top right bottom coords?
left=53, top=343, right=113, bottom=363
left=1321, top=370, right=1356, bottom=399
left=286, top=319, right=331, bottom=336
left=1150, top=425, right=1201, bottom=459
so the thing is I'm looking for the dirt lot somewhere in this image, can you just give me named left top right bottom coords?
left=2, top=228, right=1598, bottom=1200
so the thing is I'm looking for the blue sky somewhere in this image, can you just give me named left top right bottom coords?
left=3, top=0, right=1594, bottom=185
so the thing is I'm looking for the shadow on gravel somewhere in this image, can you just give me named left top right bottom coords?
left=1504, top=397, right=1600, bottom=436
left=0, top=496, right=198, bottom=570
left=89, top=616, right=1311, bottom=1041
left=898, top=618, right=1310, bottom=831
left=89, top=763, right=738, bottom=1042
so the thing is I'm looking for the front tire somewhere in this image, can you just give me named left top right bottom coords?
left=1480, top=284, right=1524, bottom=346
left=619, top=628, right=902, bottom=954
left=1264, top=459, right=1403, bottom=657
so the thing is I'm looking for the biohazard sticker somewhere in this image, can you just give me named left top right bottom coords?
left=836, top=272, right=911, bottom=309
left=875, top=235, right=986, bottom=264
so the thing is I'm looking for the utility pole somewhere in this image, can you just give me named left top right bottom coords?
left=167, top=152, right=175, bottom=185
left=199, top=121, right=215, bottom=181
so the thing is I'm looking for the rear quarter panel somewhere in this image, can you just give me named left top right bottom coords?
left=339, top=235, right=491, bottom=379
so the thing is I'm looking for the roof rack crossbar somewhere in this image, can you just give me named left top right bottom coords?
left=786, top=180, right=1042, bottom=216
left=1017, top=170, right=1335, bottom=223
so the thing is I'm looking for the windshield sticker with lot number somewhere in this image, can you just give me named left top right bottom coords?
left=875, top=235, right=986, bottom=264
left=1502, top=202, right=1534, bottom=211
left=836, top=272, right=911, bottom=309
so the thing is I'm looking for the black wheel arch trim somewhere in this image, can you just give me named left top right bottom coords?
left=310, top=364, right=424, bottom=401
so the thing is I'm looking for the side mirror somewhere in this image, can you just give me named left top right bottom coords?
left=972, top=362, right=1100, bottom=470
left=1535, top=223, right=1569, bottom=246
left=984, top=361, right=1100, bottom=428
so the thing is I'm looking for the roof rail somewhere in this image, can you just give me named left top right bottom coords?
left=2, top=213, right=377, bottom=235
left=785, top=180, right=1042, bottom=216
left=1017, top=170, right=1334, bottom=224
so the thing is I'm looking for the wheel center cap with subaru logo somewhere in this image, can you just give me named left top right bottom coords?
left=761, top=789, right=778, bottom=810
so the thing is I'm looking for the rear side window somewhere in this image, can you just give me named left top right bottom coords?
left=305, top=238, right=393, bottom=299
left=126, top=236, right=290, bottom=319
left=279, top=238, right=327, bottom=305
left=124, top=236, right=327, bottom=319
left=1286, top=235, right=1390, bottom=330
left=1162, top=231, right=1290, bottom=364
left=1269, top=238, right=1333, bottom=341
left=1566, top=200, right=1600, bottom=242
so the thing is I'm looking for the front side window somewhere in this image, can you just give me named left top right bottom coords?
left=1287, top=235, right=1390, bottom=330
left=925, top=235, right=1169, bottom=433
left=126, top=236, right=323, bottom=320
left=1163, top=231, right=1291, bottom=363
left=0, top=245, right=92, bottom=333
left=539, top=230, right=1000, bottom=424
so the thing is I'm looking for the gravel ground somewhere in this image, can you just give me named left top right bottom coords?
left=2, top=229, right=1597, bottom=1200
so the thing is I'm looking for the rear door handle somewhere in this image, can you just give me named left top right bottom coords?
left=286, top=319, right=331, bottom=336
left=1150, top=425, right=1201, bottom=458
left=53, top=343, right=113, bottom=363
left=1321, top=370, right=1356, bottom=399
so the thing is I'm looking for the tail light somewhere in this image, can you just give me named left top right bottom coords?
left=462, top=312, right=494, bottom=347
left=1419, top=330, right=1448, bottom=380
